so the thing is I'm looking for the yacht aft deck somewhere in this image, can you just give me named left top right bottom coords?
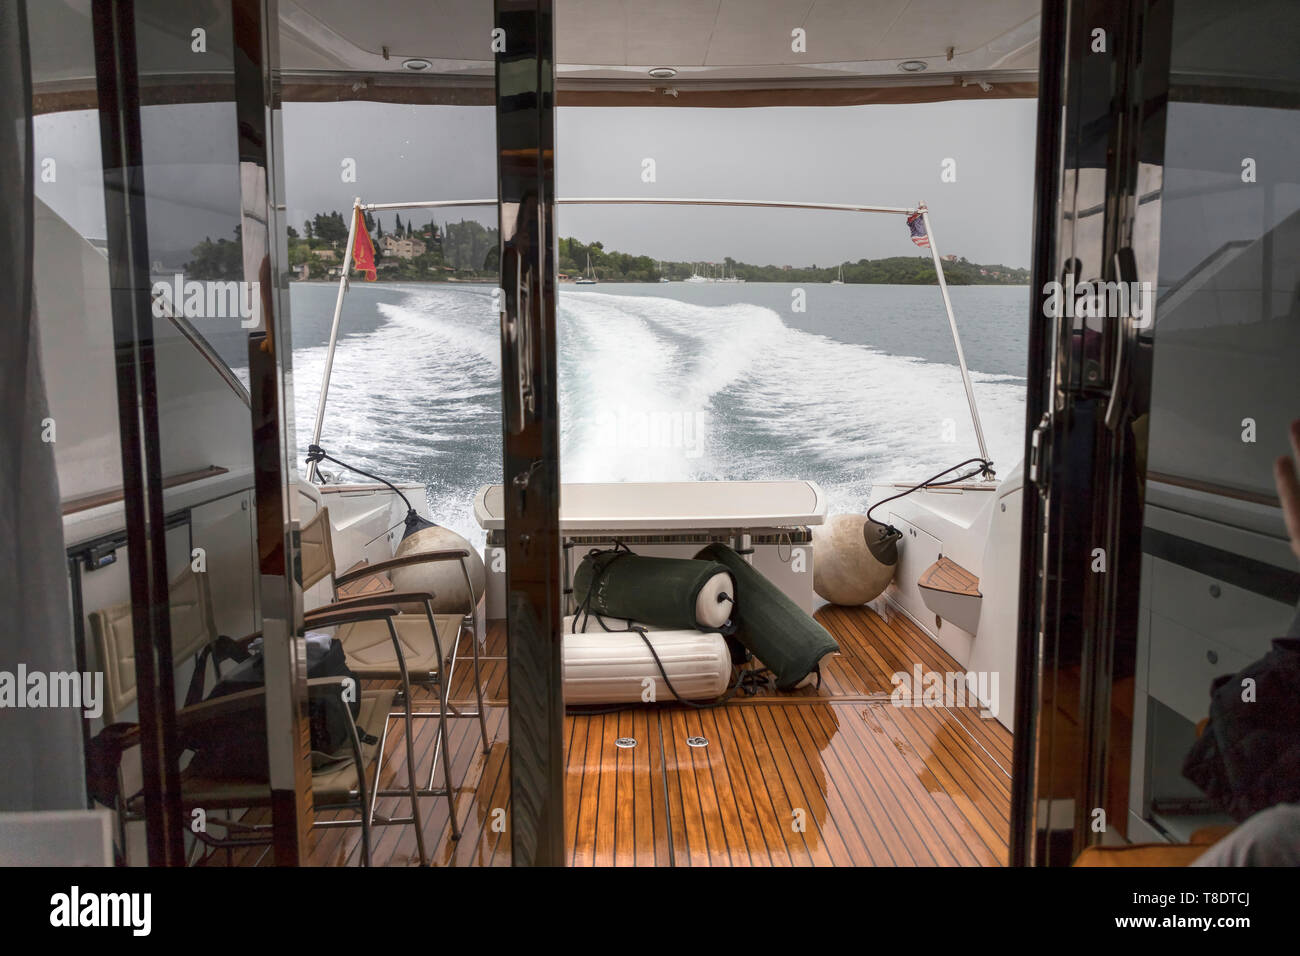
left=211, top=601, right=1012, bottom=867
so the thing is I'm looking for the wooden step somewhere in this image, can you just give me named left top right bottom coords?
left=918, top=556, right=981, bottom=597
left=918, top=556, right=982, bottom=633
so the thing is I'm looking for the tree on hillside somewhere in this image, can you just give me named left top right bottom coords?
left=185, top=227, right=243, bottom=280
left=312, top=211, right=348, bottom=244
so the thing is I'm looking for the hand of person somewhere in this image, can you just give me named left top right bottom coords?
left=1276, top=419, right=1300, bottom=563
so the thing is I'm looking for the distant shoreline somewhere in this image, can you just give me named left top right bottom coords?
left=290, top=276, right=495, bottom=284
left=290, top=277, right=1031, bottom=287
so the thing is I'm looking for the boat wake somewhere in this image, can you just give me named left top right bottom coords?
left=289, top=285, right=1027, bottom=545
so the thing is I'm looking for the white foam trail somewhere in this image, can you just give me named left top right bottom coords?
left=251, top=284, right=1025, bottom=544
left=289, top=283, right=501, bottom=546
left=558, top=290, right=1026, bottom=511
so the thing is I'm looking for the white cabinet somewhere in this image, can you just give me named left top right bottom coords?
left=1147, top=612, right=1256, bottom=723
left=886, top=512, right=954, bottom=654
left=1144, top=554, right=1295, bottom=723
left=189, top=490, right=258, bottom=640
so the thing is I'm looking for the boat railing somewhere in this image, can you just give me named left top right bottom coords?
left=306, top=196, right=989, bottom=482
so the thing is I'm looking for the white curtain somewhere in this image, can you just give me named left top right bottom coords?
left=0, top=0, right=86, bottom=810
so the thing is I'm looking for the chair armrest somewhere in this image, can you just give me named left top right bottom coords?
left=320, top=591, right=437, bottom=613
left=104, top=681, right=349, bottom=758
left=334, top=549, right=470, bottom=586
left=174, top=686, right=268, bottom=732
left=304, top=604, right=399, bottom=629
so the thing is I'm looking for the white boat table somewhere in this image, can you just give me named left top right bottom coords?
left=472, top=480, right=827, bottom=532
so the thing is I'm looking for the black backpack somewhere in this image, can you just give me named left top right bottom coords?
left=183, top=635, right=367, bottom=780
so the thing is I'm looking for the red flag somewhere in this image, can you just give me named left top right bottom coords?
left=351, top=208, right=377, bottom=280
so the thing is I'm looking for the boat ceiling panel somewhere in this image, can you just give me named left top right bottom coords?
left=28, top=0, right=1042, bottom=107
left=281, top=0, right=1040, bottom=81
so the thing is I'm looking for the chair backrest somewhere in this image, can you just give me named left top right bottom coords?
left=88, top=566, right=216, bottom=723
left=300, top=506, right=336, bottom=592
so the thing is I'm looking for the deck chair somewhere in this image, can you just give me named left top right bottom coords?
left=89, top=578, right=418, bottom=865
left=90, top=564, right=217, bottom=727
left=298, top=506, right=490, bottom=850
left=88, top=565, right=221, bottom=858
left=116, top=676, right=397, bottom=866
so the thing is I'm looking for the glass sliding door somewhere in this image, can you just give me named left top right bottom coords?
left=1014, top=0, right=1170, bottom=866
left=1126, top=0, right=1300, bottom=849
left=1015, top=0, right=1300, bottom=864
left=271, top=0, right=512, bottom=867
left=26, top=0, right=562, bottom=866
left=28, top=0, right=306, bottom=864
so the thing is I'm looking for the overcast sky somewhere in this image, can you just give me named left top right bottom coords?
left=285, top=99, right=1038, bottom=268
left=35, top=97, right=1038, bottom=269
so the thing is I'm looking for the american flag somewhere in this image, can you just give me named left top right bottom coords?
left=907, top=211, right=930, bottom=248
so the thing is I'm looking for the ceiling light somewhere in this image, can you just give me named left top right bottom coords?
left=898, top=60, right=928, bottom=72
left=648, top=67, right=677, bottom=79
left=402, top=58, right=432, bottom=72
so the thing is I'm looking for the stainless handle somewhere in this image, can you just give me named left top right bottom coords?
left=1104, top=247, right=1138, bottom=431
left=1028, top=413, right=1051, bottom=495
left=500, top=247, right=535, bottom=435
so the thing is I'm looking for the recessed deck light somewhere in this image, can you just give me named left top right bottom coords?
left=402, top=58, right=432, bottom=72
left=898, top=60, right=928, bottom=72
left=648, top=67, right=677, bottom=79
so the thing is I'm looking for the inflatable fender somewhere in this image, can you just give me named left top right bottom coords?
left=572, top=548, right=734, bottom=631
left=695, top=543, right=839, bottom=690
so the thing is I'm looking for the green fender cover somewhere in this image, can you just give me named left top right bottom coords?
left=694, top=543, right=839, bottom=690
left=572, top=550, right=734, bottom=631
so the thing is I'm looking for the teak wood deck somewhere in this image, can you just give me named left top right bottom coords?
left=209, top=601, right=1012, bottom=867
left=918, top=556, right=982, bottom=597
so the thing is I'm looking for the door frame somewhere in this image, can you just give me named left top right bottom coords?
left=495, top=0, right=565, bottom=867
left=91, top=0, right=188, bottom=866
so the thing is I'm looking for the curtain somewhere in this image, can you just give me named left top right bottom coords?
left=0, top=0, right=87, bottom=811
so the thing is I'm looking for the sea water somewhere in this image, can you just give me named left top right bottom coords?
left=254, top=281, right=1028, bottom=548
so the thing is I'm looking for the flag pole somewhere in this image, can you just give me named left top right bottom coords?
left=919, top=201, right=990, bottom=466
left=307, top=196, right=361, bottom=482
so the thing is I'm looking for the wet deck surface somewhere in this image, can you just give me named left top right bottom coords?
left=208, top=602, right=1011, bottom=866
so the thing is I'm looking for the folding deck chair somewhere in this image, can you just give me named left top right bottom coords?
left=298, top=506, right=490, bottom=856
left=88, top=570, right=405, bottom=865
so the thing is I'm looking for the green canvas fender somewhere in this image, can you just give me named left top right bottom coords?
left=694, top=543, right=839, bottom=690
left=572, top=548, right=735, bottom=631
